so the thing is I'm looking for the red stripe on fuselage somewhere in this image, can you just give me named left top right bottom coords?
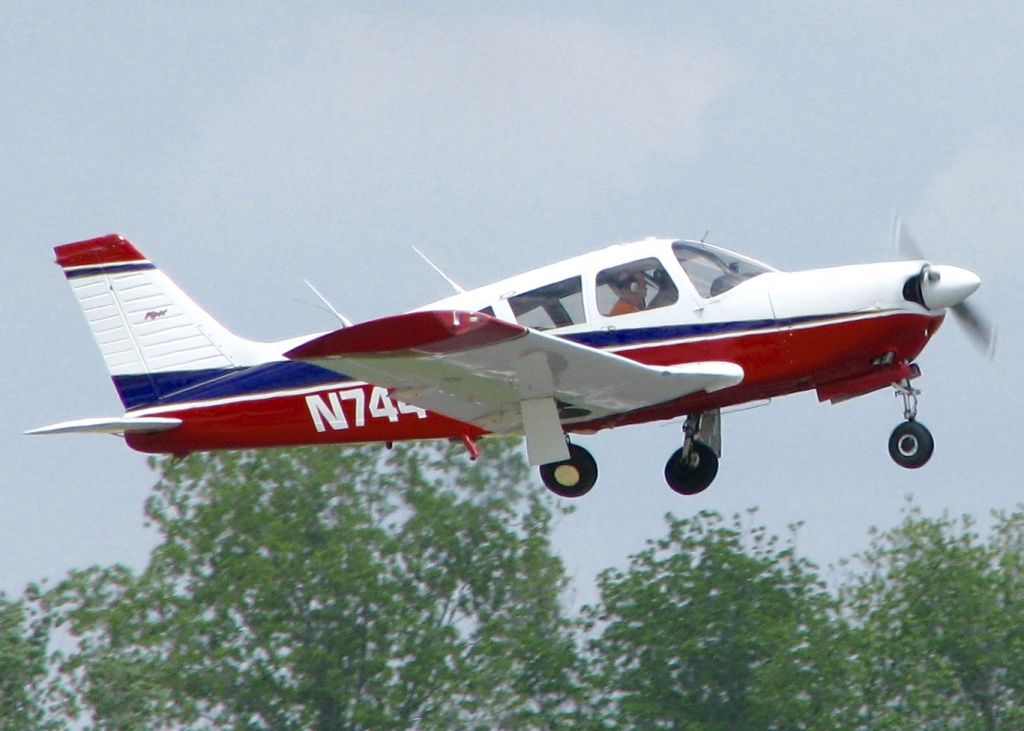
left=126, top=382, right=487, bottom=454
left=125, top=311, right=944, bottom=454
left=576, top=311, right=944, bottom=431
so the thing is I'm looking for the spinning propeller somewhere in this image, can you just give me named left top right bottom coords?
left=894, top=218, right=997, bottom=357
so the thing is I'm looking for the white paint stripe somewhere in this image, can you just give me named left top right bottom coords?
left=61, top=260, right=152, bottom=273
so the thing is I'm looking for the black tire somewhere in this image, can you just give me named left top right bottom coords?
left=888, top=420, right=934, bottom=469
left=539, top=444, right=598, bottom=498
left=664, top=442, right=719, bottom=495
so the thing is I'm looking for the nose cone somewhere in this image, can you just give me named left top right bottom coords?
left=921, top=265, right=981, bottom=310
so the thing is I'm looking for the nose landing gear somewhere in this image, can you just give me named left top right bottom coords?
left=889, top=378, right=934, bottom=469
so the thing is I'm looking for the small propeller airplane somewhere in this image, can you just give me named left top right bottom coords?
left=28, top=226, right=993, bottom=497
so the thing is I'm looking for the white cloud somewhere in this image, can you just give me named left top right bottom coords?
left=914, top=127, right=1024, bottom=269
left=170, top=13, right=734, bottom=232
left=909, top=127, right=1022, bottom=358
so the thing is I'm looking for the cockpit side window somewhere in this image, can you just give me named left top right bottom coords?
left=508, top=276, right=584, bottom=331
left=596, top=258, right=679, bottom=317
left=672, top=241, right=769, bottom=298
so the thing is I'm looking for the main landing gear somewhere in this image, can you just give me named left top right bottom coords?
left=539, top=442, right=599, bottom=498
left=539, top=410, right=723, bottom=499
left=664, top=411, right=720, bottom=495
left=888, top=378, right=934, bottom=469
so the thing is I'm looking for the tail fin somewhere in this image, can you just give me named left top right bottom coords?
left=55, top=234, right=266, bottom=410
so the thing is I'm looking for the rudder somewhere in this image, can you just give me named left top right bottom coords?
left=56, top=234, right=265, bottom=409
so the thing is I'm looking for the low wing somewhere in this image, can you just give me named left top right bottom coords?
left=286, top=311, right=743, bottom=464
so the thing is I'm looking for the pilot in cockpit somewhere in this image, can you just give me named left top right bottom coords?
left=609, top=270, right=648, bottom=316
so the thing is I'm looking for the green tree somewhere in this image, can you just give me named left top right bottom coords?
left=583, top=510, right=845, bottom=730
left=840, top=503, right=1024, bottom=730
left=44, top=439, right=582, bottom=730
left=0, top=593, right=56, bottom=730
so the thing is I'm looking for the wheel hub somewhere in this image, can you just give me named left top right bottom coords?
left=897, top=435, right=919, bottom=457
left=538, top=443, right=598, bottom=498
left=553, top=464, right=581, bottom=487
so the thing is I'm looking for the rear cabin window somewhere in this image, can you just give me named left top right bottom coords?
left=596, top=258, right=679, bottom=317
left=509, top=276, right=585, bottom=331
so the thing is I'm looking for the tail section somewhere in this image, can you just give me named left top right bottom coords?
left=55, top=234, right=268, bottom=410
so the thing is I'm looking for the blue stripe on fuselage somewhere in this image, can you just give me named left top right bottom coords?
left=114, top=361, right=348, bottom=410
left=563, top=314, right=828, bottom=348
left=113, top=313, right=861, bottom=410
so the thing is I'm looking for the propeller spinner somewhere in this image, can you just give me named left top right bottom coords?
left=895, top=218, right=996, bottom=357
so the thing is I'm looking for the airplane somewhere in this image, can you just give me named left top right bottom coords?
left=28, top=228, right=993, bottom=498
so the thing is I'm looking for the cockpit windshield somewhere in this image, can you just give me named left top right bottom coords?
left=672, top=241, right=774, bottom=298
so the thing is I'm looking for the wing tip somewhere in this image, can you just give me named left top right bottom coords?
left=662, top=361, right=745, bottom=392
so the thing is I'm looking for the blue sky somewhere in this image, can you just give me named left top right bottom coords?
left=4, top=3, right=1022, bottom=602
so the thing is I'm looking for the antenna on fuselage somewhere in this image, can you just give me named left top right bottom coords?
left=412, top=246, right=466, bottom=294
left=701, top=230, right=710, bottom=242
left=303, top=279, right=354, bottom=327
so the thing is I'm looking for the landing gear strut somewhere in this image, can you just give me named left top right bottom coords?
left=539, top=442, right=598, bottom=498
left=889, top=378, right=934, bottom=469
left=664, top=411, right=720, bottom=495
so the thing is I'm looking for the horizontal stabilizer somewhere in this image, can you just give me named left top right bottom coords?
left=25, top=416, right=183, bottom=436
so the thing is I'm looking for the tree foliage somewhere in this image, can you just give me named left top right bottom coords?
left=583, top=510, right=844, bottom=730
left=7, top=439, right=1024, bottom=730
left=0, top=593, right=52, bottom=730
left=41, top=440, right=582, bottom=730
left=840, top=503, right=1024, bottom=730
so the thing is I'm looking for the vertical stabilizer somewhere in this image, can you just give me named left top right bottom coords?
left=55, top=234, right=265, bottom=409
